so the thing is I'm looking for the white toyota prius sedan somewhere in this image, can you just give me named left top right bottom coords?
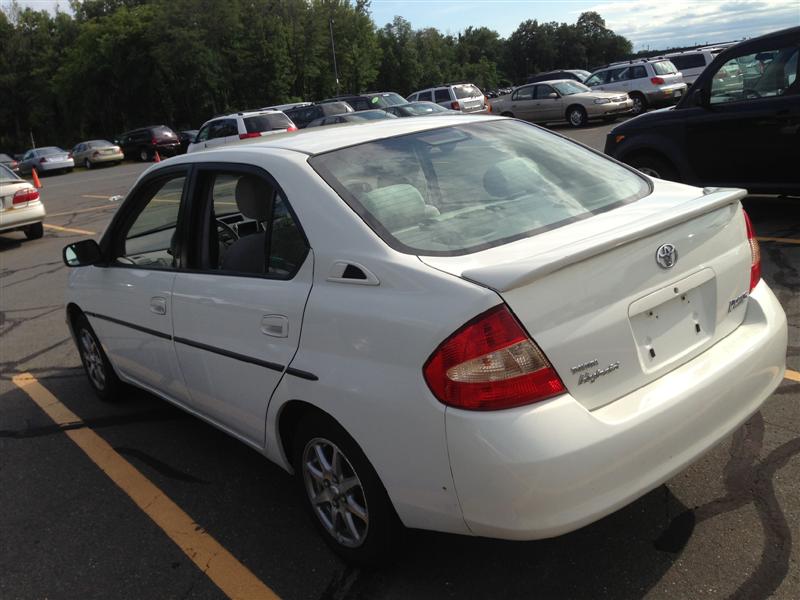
left=62, top=115, right=787, bottom=563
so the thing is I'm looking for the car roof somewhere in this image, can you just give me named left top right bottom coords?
left=176, top=114, right=505, bottom=157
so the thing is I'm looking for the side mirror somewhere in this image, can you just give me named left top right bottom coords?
left=691, top=88, right=707, bottom=107
left=63, top=239, right=102, bottom=267
left=548, top=92, right=558, bottom=99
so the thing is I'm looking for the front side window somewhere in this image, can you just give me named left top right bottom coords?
left=710, top=45, right=799, bottom=104
left=630, top=65, right=647, bottom=79
left=608, top=67, right=629, bottom=82
left=534, top=85, right=556, bottom=99
left=117, top=176, right=186, bottom=268
left=310, top=120, right=649, bottom=256
left=196, top=125, right=210, bottom=142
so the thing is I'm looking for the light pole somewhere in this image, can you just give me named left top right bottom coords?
left=329, top=17, right=340, bottom=95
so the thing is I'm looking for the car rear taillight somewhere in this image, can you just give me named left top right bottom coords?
left=13, top=188, right=39, bottom=205
left=239, top=132, right=261, bottom=139
left=423, top=305, right=565, bottom=411
left=151, top=138, right=158, bottom=145
left=743, top=210, right=761, bottom=292
left=286, top=125, right=298, bottom=132
left=451, top=101, right=460, bottom=110
left=650, top=77, right=665, bottom=85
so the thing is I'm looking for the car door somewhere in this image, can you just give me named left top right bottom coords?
left=533, top=84, right=564, bottom=121
left=686, top=40, right=799, bottom=189
left=434, top=88, right=451, bottom=108
left=171, top=165, right=313, bottom=446
left=508, top=84, right=537, bottom=120
left=83, top=168, right=191, bottom=402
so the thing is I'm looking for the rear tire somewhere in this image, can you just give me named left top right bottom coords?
left=24, top=222, right=43, bottom=240
left=73, top=313, right=126, bottom=402
left=139, top=149, right=151, bottom=162
left=84, top=159, right=92, bottom=169
left=630, top=93, right=647, bottom=116
left=293, top=413, right=400, bottom=566
left=627, top=154, right=679, bottom=181
left=567, top=105, right=587, bottom=127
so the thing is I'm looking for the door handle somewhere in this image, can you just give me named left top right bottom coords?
left=150, top=296, right=167, bottom=315
left=261, top=315, right=289, bottom=338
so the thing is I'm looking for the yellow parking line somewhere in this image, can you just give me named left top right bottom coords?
left=11, top=373, right=280, bottom=600
left=44, top=224, right=96, bottom=235
left=48, top=205, right=117, bottom=218
left=757, top=236, right=800, bottom=245
left=786, top=369, right=800, bottom=383
left=81, top=194, right=112, bottom=200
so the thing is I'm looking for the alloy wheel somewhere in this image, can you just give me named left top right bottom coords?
left=302, top=437, right=369, bottom=548
left=569, top=109, right=584, bottom=127
left=79, top=329, right=106, bottom=390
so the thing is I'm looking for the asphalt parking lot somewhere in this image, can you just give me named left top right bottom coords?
left=1, top=122, right=798, bottom=600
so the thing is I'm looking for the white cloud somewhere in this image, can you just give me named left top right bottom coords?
left=589, top=0, right=800, bottom=50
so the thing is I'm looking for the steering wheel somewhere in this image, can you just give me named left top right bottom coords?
left=216, top=219, right=239, bottom=249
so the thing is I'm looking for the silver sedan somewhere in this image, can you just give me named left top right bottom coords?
left=491, top=79, right=634, bottom=127
left=18, top=147, right=74, bottom=175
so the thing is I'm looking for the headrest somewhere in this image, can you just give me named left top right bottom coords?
left=483, top=157, right=544, bottom=198
left=235, top=176, right=273, bottom=221
left=362, top=184, right=436, bottom=231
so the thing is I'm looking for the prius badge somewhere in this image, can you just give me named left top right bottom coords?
left=655, top=243, right=678, bottom=269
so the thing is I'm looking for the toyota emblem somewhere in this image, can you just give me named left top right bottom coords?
left=655, top=243, right=678, bottom=269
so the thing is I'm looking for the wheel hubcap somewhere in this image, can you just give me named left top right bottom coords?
left=570, top=110, right=582, bottom=125
left=633, top=98, right=644, bottom=113
left=302, top=438, right=368, bottom=548
left=80, top=329, right=106, bottom=390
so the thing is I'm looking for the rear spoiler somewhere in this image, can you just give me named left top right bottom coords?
left=462, top=187, right=747, bottom=293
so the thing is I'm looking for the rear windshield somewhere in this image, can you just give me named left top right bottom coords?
left=0, top=163, right=20, bottom=180
left=453, top=84, right=481, bottom=99
left=151, top=126, right=176, bottom=139
left=310, top=120, right=649, bottom=256
left=652, top=60, right=678, bottom=75
left=668, top=54, right=706, bottom=70
left=39, top=147, right=64, bottom=155
left=367, top=93, right=407, bottom=107
left=245, top=113, right=292, bottom=132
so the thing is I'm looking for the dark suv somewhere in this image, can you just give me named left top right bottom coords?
left=284, top=102, right=354, bottom=129
left=605, top=26, right=799, bottom=195
left=320, top=92, right=407, bottom=111
left=117, top=125, right=181, bottom=162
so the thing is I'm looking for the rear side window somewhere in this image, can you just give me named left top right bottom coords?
left=244, top=114, right=291, bottom=132
left=652, top=61, right=678, bottom=75
left=453, top=84, right=481, bottom=99
left=630, top=66, right=647, bottom=79
left=310, top=120, right=649, bottom=256
left=512, top=86, right=534, bottom=101
left=434, top=89, right=451, bottom=103
left=669, top=54, right=707, bottom=70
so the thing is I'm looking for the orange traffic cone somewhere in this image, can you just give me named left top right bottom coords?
left=154, top=151, right=161, bottom=163
left=31, top=167, right=42, bottom=188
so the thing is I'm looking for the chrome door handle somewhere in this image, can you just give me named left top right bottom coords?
left=150, top=296, right=167, bottom=315
left=261, top=314, right=289, bottom=338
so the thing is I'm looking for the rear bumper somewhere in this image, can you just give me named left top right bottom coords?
left=38, top=159, right=74, bottom=172
left=445, top=280, right=787, bottom=540
left=89, top=152, right=124, bottom=164
left=0, top=202, right=46, bottom=232
left=645, top=84, right=688, bottom=107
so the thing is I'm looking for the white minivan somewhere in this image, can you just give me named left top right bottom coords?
left=663, top=49, right=720, bottom=85
left=188, top=110, right=297, bottom=153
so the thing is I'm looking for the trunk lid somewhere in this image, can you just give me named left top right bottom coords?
left=420, top=181, right=753, bottom=410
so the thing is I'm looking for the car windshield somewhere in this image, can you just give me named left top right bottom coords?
left=552, top=81, right=590, bottom=95
left=652, top=61, right=678, bottom=75
left=453, top=84, right=481, bottom=99
left=0, top=163, right=20, bottom=180
left=368, top=93, right=407, bottom=107
left=244, top=113, right=292, bottom=132
left=350, top=111, right=395, bottom=121
left=310, top=120, right=649, bottom=256
left=405, top=102, right=448, bottom=115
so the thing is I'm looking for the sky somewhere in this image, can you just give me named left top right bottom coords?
left=12, top=0, right=800, bottom=51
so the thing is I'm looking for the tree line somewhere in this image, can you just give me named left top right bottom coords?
left=0, top=0, right=632, bottom=152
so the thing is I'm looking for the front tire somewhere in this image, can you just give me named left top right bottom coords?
left=73, top=313, right=125, bottom=402
left=293, top=413, right=400, bottom=565
left=84, top=159, right=92, bottom=169
left=567, top=105, right=587, bottom=127
left=24, top=222, right=43, bottom=240
left=139, top=149, right=151, bottom=162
